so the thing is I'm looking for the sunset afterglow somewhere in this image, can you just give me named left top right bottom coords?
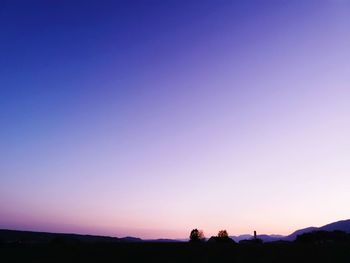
left=1, top=0, right=350, bottom=239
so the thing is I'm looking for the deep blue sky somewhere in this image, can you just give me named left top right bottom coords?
left=1, top=0, right=350, bottom=238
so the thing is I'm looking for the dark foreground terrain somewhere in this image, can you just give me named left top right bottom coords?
left=1, top=242, right=350, bottom=263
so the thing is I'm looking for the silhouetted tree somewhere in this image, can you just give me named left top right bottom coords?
left=218, top=230, right=228, bottom=238
left=189, top=229, right=205, bottom=242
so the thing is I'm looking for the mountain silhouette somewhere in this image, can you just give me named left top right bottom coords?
left=230, top=234, right=284, bottom=242
left=230, top=234, right=253, bottom=242
left=231, top=219, right=350, bottom=242
left=283, top=227, right=318, bottom=241
left=284, top=219, right=350, bottom=241
left=1, top=219, right=349, bottom=244
left=0, top=229, right=141, bottom=244
left=319, top=219, right=350, bottom=232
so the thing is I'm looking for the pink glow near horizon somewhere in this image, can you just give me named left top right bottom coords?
left=1, top=1, right=350, bottom=239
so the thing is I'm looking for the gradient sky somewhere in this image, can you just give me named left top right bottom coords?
left=1, top=0, right=350, bottom=239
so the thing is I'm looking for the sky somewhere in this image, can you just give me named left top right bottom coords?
left=0, top=0, right=350, bottom=239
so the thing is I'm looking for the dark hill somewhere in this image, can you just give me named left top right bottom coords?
left=284, top=227, right=318, bottom=241
left=284, top=219, right=350, bottom=241
left=0, top=229, right=141, bottom=244
left=319, top=219, right=350, bottom=232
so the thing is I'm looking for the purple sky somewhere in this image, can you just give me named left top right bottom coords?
left=1, top=1, right=350, bottom=239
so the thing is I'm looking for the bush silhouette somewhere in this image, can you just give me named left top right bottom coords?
left=208, top=230, right=236, bottom=244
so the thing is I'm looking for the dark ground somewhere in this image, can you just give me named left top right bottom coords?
left=1, top=242, right=350, bottom=263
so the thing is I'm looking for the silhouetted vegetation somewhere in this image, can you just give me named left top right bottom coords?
left=2, top=240, right=350, bottom=263
left=208, top=230, right=236, bottom=244
left=2, top=229, right=350, bottom=262
left=218, top=230, right=229, bottom=238
left=189, top=229, right=205, bottom=243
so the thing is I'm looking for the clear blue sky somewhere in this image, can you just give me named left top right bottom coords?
left=1, top=0, right=350, bottom=238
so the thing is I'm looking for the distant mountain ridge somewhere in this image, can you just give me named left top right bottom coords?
left=283, top=219, right=350, bottom=241
left=283, top=227, right=318, bottom=241
left=232, top=219, right=350, bottom=242
left=319, top=219, right=350, bottom=232
left=0, top=229, right=142, bottom=244
left=1, top=219, right=349, bottom=243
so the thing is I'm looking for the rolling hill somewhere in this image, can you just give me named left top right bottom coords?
left=1, top=219, right=349, bottom=244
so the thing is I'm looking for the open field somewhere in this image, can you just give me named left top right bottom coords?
left=1, top=242, right=350, bottom=263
